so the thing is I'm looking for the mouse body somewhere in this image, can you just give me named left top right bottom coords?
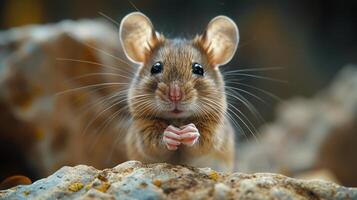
left=120, top=12, right=239, bottom=172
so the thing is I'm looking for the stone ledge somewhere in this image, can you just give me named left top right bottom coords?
left=1, top=161, right=356, bottom=200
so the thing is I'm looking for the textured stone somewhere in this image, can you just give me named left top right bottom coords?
left=0, top=161, right=356, bottom=200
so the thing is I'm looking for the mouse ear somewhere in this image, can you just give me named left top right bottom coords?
left=197, top=16, right=239, bottom=67
left=120, top=12, right=161, bottom=64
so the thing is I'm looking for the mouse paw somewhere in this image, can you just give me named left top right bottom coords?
left=179, top=123, right=200, bottom=146
left=163, top=125, right=181, bottom=151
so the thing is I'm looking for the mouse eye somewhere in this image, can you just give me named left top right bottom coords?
left=192, top=63, right=204, bottom=76
left=151, top=62, right=163, bottom=74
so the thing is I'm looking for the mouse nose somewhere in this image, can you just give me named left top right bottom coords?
left=169, top=83, right=182, bottom=102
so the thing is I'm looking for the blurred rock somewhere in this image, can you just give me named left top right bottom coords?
left=1, top=161, right=356, bottom=200
left=295, top=169, right=339, bottom=184
left=0, top=20, right=132, bottom=179
left=236, top=66, right=357, bottom=186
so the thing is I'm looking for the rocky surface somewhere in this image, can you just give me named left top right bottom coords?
left=236, top=66, right=357, bottom=186
left=0, top=161, right=356, bottom=200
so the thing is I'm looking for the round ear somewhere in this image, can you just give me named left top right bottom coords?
left=198, top=16, right=239, bottom=67
left=119, top=12, right=160, bottom=64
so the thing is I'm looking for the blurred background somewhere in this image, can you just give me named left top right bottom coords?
left=0, top=0, right=356, bottom=188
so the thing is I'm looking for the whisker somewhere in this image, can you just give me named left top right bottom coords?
left=224, top=73, right=287, bottom=83
left=223, top=66, right=284, bottom=74
left=128, top=0, right=141, bottom=12
left=55, top=82, right=128, bottom=96
left=149, top=103, right=162, bottom=119
left=199, top=98, right=226, bottom=121
left=193, top=104, right=210, bottom=123
left=81, top=97, right=128, bottom=137
left=227, top=102, right=259, bottom=142
left=225, top=86, right=268, bottom=105
left=202, top=95, right=253, bottom=138
left=64, top=72, right=132, bottom=83
left=98, top=12, right=120, bottom=27
left=133, top=102, right=152, bottom=119
left=203, top=101, right=231, bottom=131
left=76, top=89, right=128, bottom=118
left=226, top=81, right=282, bottom=102
left=56, top=58, right=134, bottom=76
left=227, top=101, right=258, bottom=133
left=76, top=40, right=132, bottom=67
left=225, top=89, right=265, bottom=123
left=66, top=86, right=126, bottom=119
left=88, top=104, right=129, bottom=152
left=225, top=110, right=245, bottom=139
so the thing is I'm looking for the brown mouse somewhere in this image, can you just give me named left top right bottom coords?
left=120, top=12, right=239, bottom=172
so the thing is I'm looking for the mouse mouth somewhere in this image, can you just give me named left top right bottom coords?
left=165, top=105, right=192, bottom=118
left=171, top=108, right=183, bottom=114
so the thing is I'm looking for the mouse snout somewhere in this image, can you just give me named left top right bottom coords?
left=169, top=83, right=182, bottom=102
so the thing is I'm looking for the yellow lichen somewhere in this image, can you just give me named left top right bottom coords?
left=85, top=183, right=92, bottom=191
left=68, top=182, right=83, bottom=192
left=152, top=179, right=161, bottom=187
left=95, top=182, right=110, bottom=193
left=23, top=191, right=31, bottom=196
left=209, top=171, right=219, bottom=181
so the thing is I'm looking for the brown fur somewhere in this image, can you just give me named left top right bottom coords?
left=121, top=12, right=239, bottom=172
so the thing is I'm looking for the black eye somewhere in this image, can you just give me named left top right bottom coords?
left=151, top=62, right=163, bottom=74
left=192, top=63, right=204, bottom=76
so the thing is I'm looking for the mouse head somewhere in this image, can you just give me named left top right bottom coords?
left=120, top=12, right=239, bottom=120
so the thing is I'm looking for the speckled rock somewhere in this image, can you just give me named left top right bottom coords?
left=0, top=161, right=356, bottom=200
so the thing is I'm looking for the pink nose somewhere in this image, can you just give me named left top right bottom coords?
left=169, top=83, right=182, bottom=102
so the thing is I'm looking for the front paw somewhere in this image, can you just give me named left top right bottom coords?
left=163, top=125, right=181, bottom=151
left=179, top=123, right=200, bottom=146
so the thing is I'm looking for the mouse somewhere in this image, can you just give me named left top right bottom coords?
left=119, top=12, right=239, bottom=172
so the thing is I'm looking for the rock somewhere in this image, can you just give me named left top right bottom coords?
left=0, top=161, right=356, bottom=200
left=236, top=66, right=357, bottom=186
left=0, top=19, right=131, bottom=178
